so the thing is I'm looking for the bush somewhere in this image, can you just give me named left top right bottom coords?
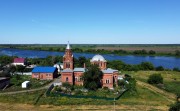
left=173, top=67, right=180, bottom=72
left=140, top=62, right=154, bottom=70
left=149, top=50, right=156, bottom=55
left=155, top=66, right=164, bottom=71
left=147, top=74, right=163, bottom=84
left=169, top=102, right=180, bottom=111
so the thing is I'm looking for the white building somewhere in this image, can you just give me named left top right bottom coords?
left=22, top=81, right=30, bottom=88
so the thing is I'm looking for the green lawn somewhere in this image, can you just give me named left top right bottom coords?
left=0, top=90, right=45, bottom=104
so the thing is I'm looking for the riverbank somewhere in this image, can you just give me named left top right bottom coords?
left=0, top=48, right=180, bottom=69
left=0, top=44, right=180, bottom=57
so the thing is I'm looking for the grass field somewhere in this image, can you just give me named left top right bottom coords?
left=0, top=84, right=173, bottom=111
left=0, top=71, right=178, bottom=110
left=123, top=71, right=180, bottom=94
left=0, top=44, right=180, bottom=54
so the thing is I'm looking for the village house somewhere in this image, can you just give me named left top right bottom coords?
left=61, top=42, right=119, bottom=89
left=32, top=66, right=58, bottom=80
left=13, top=58, right=26, bottom=66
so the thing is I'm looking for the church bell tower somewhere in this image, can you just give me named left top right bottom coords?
left=63, top=41, right=74, bottom=69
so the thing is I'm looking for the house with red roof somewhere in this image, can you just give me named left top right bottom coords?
left=13, top=58, right=26, bottom=66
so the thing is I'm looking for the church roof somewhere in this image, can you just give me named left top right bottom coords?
left=90, top=54, right=106, bottom=62
left=74, top=68, right=86, bottom=72
left=66, top=41, right=71, bottom=49
left=62, top=69, right=73, bottom=73
left=102, top=68, right=118, bottom=74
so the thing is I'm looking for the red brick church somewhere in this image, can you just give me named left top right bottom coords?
left=61, top=42, right=119, bottom=89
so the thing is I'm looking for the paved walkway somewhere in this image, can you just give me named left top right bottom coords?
left=0, top=77, right=61, bottom=95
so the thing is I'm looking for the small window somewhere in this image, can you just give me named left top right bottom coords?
left=106, top=79, right=110, bottom=84
left=80, top=77, right=83, bottom=81
left=66, top=77, right=68, bottom=82
left=75, top=77, right=78, bottom=82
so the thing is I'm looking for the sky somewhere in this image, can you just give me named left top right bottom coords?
left=0, top=0, right=180, bottom=44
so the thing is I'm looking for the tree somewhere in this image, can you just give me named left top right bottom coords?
left=9, top=65, right=16, bottom=74
left=173, top=67, right=180, bottom=72
left=118, top=80, right=126, bottom=87
left=155, top=66, right=164, bottom=71
left=149, top=50, right=156, bottom=55
left=82, top=65, right=103, bottom=90
left=140, top=62, right=154, bottom=70
left=62, top=82, right=73, bottom=93
left=147, top=74, right=163, bottom=84
left=169, top=102, right=180, bottom=111
left=175, top=50, right=180, bottom=56
left=78, top=56, right=86, bottom=67
left=16, top=65, right=25, bottom=74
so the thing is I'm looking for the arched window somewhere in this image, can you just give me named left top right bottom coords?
left=66, top=77, right=68, bottom=82
left=66, top=63, right=70, bottom=68
left=106, top=79, right=110, bottom=84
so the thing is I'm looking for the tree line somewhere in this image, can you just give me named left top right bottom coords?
left=0, top=55, right=180, bottom=73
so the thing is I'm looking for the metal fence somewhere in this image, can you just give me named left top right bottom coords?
left=45, top=84, right=128, bottom=101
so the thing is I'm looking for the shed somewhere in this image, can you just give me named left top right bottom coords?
left=22, top=81, right=30, bottom=88
left=32, top=67, right=58, bottom=80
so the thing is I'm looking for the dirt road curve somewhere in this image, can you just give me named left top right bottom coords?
left=137, top=80, right=176, bottom=103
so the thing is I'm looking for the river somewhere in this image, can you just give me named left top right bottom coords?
left=0, top=48, right=179, bottom=69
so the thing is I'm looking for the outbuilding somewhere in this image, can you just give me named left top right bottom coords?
left=13, top=58, right=26, bottom=66
left=32, top=66, right=58, bottom=80
left=22, top=81, right=30, bottom=88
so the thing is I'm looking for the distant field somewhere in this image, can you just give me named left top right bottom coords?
left=0, top=44, right=179, bottom=54
left=95, top=46, right=180, bottom=53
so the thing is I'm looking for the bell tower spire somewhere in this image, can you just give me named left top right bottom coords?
left=66, top=41, right=71, bottom=49
left=63, top=41, right=74, bottom=69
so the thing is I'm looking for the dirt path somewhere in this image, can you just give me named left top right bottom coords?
left=0, top=78, right=60, bottom=95
left=0, top=103, right=169, bottom=111
left=137, top=80, right=176, bottom=103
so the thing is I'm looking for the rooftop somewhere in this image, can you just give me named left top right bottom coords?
left=66, top=41, right=71, bottom=49
left=62, top=69, right=73, bottom=73
left=32, top=67, right=57, bottom=73
left=74, top=68, right=86, bottom=72
left=14, top=58, right=25, bottom=63
left=90, top=54, right=106, bottom=62
left=102, top=68, right=118, bottom=74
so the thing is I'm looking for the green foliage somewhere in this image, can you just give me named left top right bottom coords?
left=133, top=49, right=147, bottom=55
left=149, top=50, right=156, bottom=55
left=155, top=66, right=164, bottom=71
left=82, top=65, right=103, bottom=90
left=62, top=82, right=73, bottom=93
left=175, top=50, right=180, bottom=56
left=0, top=55, right=14, bottom=66
left=16, top=65, right=25, bottom=74
left=169, top=102, right=180, bottom=111
left=140, top=62, right=154, bottom=70
left=118, top=80, right=126, bottom=86
left=78, top=56, right=86, bottom=67
left=125, top=78, right=137, bottom=94
left=173, top=67, right=180, bottom=72
left=147, top=73, right=163, bottom=84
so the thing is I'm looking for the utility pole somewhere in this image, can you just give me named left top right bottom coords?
left=114, top=97, right=116, bottom=111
